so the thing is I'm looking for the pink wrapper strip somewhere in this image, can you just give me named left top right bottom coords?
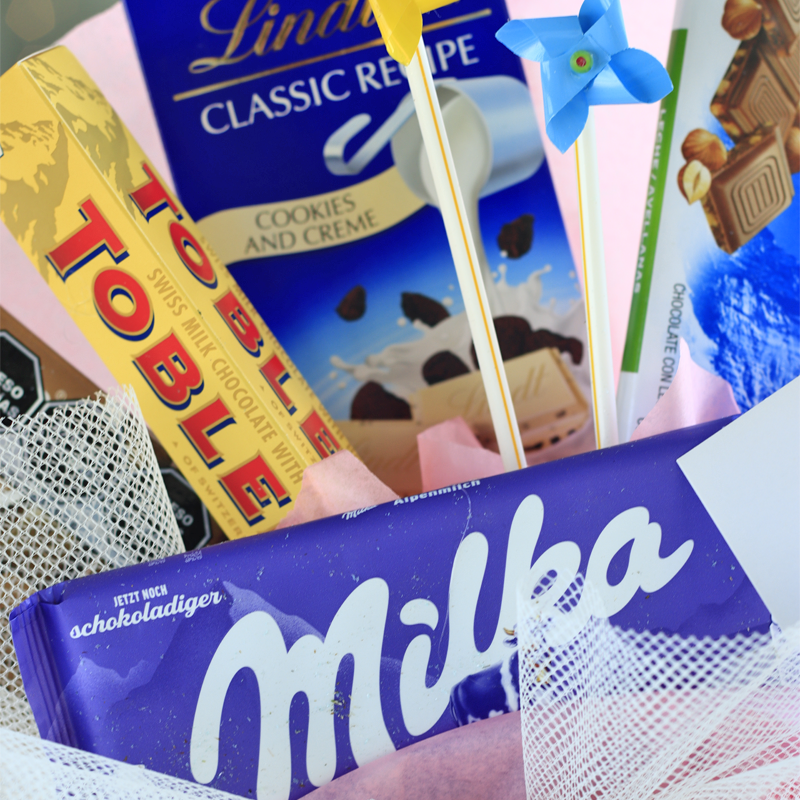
left=311, top=711, right=525, bottom=800
left=631, top=339, right=740, bottom=442
left=275, top=451, right=398, bottom=529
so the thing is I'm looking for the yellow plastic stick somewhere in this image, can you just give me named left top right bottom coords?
left=405, top=40, right=525, bottom=472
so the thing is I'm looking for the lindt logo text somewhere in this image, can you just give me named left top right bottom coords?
left=189, top=0, right=376, bottom=73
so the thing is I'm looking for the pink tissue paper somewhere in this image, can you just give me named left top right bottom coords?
left=630, top=339, right=740, bottom=442
left=311, top=711, right=525, bottom=800
left=275, top=451, right=398, bottom=530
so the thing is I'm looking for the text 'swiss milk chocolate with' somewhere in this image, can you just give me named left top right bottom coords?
left=121, top=0, right=593, bottom=492
left=0, top=47, right=353, bottom=539
left=12, top=418, right=770, bottom=800
left=618, top=0, right=799, bottom=440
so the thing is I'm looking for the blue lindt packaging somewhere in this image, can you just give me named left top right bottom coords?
left=121, top=0, right=593, bottom=488
left=11, top=417, right=769, bottom=800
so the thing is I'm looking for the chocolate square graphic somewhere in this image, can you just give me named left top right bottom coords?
left=712, top=40, right=797, bottom=140
left=761, top=34, right=800, bottom=104
left=761, top=0, right=800, bottom=55
left=701, top=127, right=794, bottom=253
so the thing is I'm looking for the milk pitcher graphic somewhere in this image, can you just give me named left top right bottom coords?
left=323, top=76, right=544, bottom=311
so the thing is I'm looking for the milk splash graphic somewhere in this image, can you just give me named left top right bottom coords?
left=330, top=265, right=593, bottom=455
left=331, top=265, right=590, bottom=401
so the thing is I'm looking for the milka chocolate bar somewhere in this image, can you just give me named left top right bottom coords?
left=409, top=349, right=588, bottom=453
left=701, top=127, right=794, bottom=253
left=761, top=0, right=800, bottom=55
left=0, top=48, right=354, bottom=538
left=11, top=417, right=770, bottom=800
left=711, top=39, right=797, bottom=140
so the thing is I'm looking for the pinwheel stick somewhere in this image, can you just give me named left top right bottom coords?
left=575, top=109, right=619, bottom=449
left=495, top=0, right=673, bottom=451
left=406, top=39, right=526, bottom=472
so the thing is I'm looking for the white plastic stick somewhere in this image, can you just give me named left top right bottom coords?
left=575, top=109, right=619, bottom=449
left=406, top=40, right=525, bottom=472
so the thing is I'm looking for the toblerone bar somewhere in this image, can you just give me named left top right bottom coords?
left=0, top=47, right=354, bottom=538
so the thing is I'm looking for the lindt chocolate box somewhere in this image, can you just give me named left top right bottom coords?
left=617, top=0, right=799, bottom=441
left=409, top=347, right=588, bottom=451
left=12, top=417, right=770, bottom=800
left=121, top=0, right=595, bottom=493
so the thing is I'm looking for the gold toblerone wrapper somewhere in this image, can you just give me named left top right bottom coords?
left=0, top=47, right=354, bottom=539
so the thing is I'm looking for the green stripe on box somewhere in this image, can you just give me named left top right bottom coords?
left=620, top=28, right=688, bottom=374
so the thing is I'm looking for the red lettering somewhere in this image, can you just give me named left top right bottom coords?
left=300, top=410, right=340, bottom=458
left=179, top=396, right=235, bottom=469
left=170, top=222, right=217, bottom=288
left=133, top=332, right=204, bottom=410
left=214, top=290, right=264, bottom=356
left=259, top=353, right=296, bottom=414
left=219, top=454, right=291, bottom=525
left=46, top=198, right=128, bottom=280
left=130, top=162, right=183, bottom=222
left=93, top=268, right=154, bottom=341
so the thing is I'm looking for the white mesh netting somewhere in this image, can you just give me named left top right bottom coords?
left=0, top=388, right=185, bottom=735
left=517, top=575, right=800, bottom=800
left=0, top=726, right=242, bottom=800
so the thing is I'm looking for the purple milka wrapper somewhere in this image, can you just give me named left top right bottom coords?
left=10, top=416, right=768, bottom=800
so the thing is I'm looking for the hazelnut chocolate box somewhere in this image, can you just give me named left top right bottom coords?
left=121, top=0, right=593, bottom=494
left=617, top=0, right=800, bottom=441
left=11, top=417, right=770, bottom=800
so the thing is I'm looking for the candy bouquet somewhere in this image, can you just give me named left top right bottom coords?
left=0, top=0, right=798, bottom=799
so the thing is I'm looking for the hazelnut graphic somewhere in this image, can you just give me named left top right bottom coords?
left=681, top=129, right=728, bottom=171
left=678, top=160, right=712, bottom=204
left=722, top=0, right=762, bottom=40
left=786, top=127, right=800, bottom=174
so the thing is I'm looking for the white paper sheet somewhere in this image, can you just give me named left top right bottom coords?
left=677, top=377, right=800, bottom=630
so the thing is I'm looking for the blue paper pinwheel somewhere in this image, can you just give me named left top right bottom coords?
left=496, top=0, right=673, bottom=153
